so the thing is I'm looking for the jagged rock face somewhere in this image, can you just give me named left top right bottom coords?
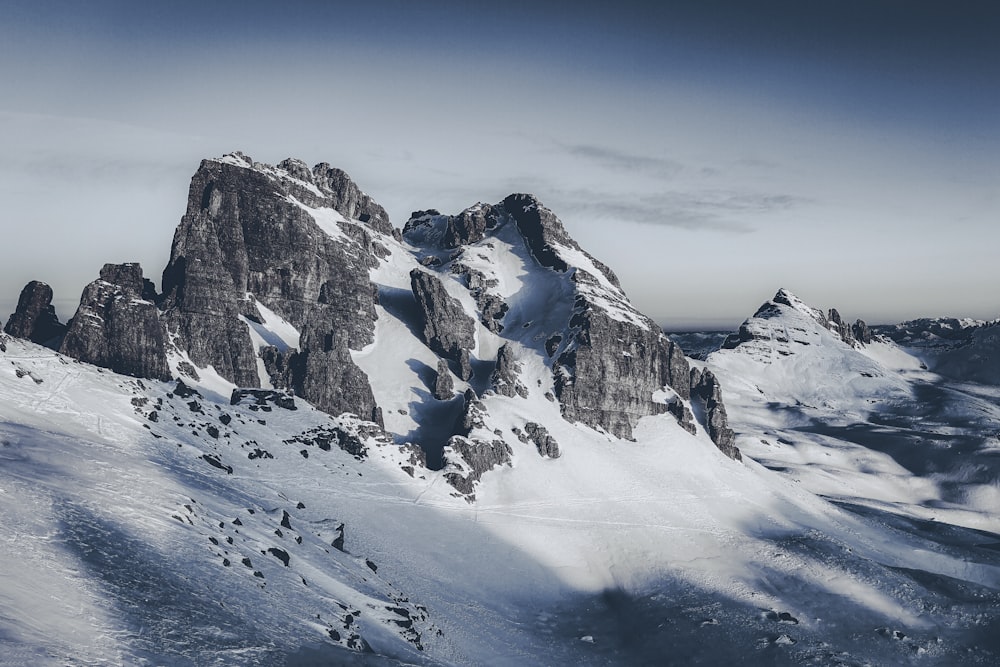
left=60, top=263, right=170, bottom=380
left=402, top=204, right=500, bottom=250
left=442, top=388, right=513, bottom=496
left=443, top=436, right=512, bottom=497
left=160, top=154, right=380, bottom=419
left=502, top=194, right=620, bottom=288
left=667, top=400, right=697, bottom=435
left=827, top=308, right=856, bottom=346
left=490, top=343, right=528, bottom=398
left=852, top=319, right=872, bottom=345
left=500, top=195, right=691, bottom=439
left=554, top=306, right=690, bottom=439
left=690, top=368, right=741, bottom=461
left=523, top=422, right=560, bottom=458
left=409, top=268, right=476, bottom=364
left=4, top=281, right=66, bottom=347
left=452, top=263, right=507, bottom=333
left=433, top=359, right=454, bottom=400
left=443, top=204, right=495, bottom=248
left=405, top=193, right=695, bottom=441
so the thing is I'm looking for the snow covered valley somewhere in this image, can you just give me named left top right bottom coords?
left=3, top=315, right=1000, bottom=665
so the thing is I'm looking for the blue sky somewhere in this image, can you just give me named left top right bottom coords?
left=1, top=1, right=998, bottom=327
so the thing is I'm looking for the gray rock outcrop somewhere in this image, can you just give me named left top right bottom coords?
left=490, top=344, right=528, bottom=398
left=433, top=359, right=454, bottom=400
left=827, top=308, right=855, bottom=345
left=502, top=193, right=621, bottom=287
left=443, top=436, right=512, bottom=497
left=159, top=153, right=382, bottom=421
left=553, top=302, right=690, bottom=440
left=523, top=422, right=560, bottom=458
left=4, top=281, right=66, bottom=347
left=442, top=388, right=513, bottom=496
left=690, top=368, right=741, bottom=461
left=452, top=263, right=507, bottom=333
left=442, top=204, right=495, bottom=248
left=60, top=263, right=170, bottom=380
left=852, top=319, right=873, bottom=345
left=409, top=268, right=476, bottom=365
left=666, top=399, right=697, bottom=435
left=497, top=194, right=691, bottom=440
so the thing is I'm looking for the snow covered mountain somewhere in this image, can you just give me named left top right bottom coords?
left=875, top=317, right=1000, bottom=385
left=2, top=156, right=999, bottom=665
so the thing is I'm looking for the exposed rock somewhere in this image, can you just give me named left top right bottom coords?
left=827, top=308, right=856, bottom=346
left=553, top=305, right=690, bottom=439
left=852, top=319, right=873, bottom=345
left=307, top=161, right=392, bottom=235
left=332, top=523, right=346, bottom=551
left=457, top=348, right=474, bottom=382
left=230, top=388, right=297, bottom=410
left=490, top=344, right=528, bottom=398
left=492, top=195, right=691, bottom=439
left=523, top=422, right=560, bottom=458
left=502, top=193, right=620, bottom=287
left=690, top=368, right=741, bottom=461
left=4, top=281, right=66, bottom=347
left=433, top=359, right=454, bottom=400
left=443, top=435, right=512, bottom=496
left=60, top=264, right=170, bottom=380
left=402, top=204, right=500, bottom=249
left=442, top=204, right=498, bottom=248
left=452, top=263, right=507, bottom=332
left=666, top=400, right=697, bottom=435
left=457, top=388, right=486, bottom=434
left=409, top=268, right=476, bottom=364
left=159, top=154, right=381, bottom=420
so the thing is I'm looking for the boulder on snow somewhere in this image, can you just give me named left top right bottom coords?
left=523, top=422, right=560, bottom=458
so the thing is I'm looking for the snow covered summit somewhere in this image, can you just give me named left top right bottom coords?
left=6, top=152, right=741, bottom=500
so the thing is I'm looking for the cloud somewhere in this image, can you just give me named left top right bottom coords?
left=558, top=143, right=685, bottom=178
left=545, top=188, right=808, bottom=233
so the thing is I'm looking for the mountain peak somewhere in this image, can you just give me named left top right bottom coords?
left=723, top=288, right=876, bottom=358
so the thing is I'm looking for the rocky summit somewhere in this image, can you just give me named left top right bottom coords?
left=6, top=152, right=741, bottom=500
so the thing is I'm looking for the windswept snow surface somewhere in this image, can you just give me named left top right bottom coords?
left=691, top=295, right=1000, bottom=664
left=4, top=317, right=1000, bottom=665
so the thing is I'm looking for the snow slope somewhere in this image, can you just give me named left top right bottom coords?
left=4, top=323, right=1000, bottom=664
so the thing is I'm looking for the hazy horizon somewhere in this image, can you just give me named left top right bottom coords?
left=2, top=1, right=998, bottom=329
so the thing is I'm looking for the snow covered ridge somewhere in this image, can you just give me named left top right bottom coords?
left=6, top=160, right=1000, bottom=664
left=720, top=287, right=877, bottom=359
left=875, top=316, right=1000, bottom=385
left=3, top=152, right=742, bottom=502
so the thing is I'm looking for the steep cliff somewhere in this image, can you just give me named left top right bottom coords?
left=60, top=263, right=170, bottom=380
left=4, top=280, right=66, bottom=347
left=159, top=152, right=382, bottom=420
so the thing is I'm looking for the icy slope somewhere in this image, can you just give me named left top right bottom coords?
left=706, top=289, right=1000, bottom=543
left=4, top=331, right=1000, bottom=665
